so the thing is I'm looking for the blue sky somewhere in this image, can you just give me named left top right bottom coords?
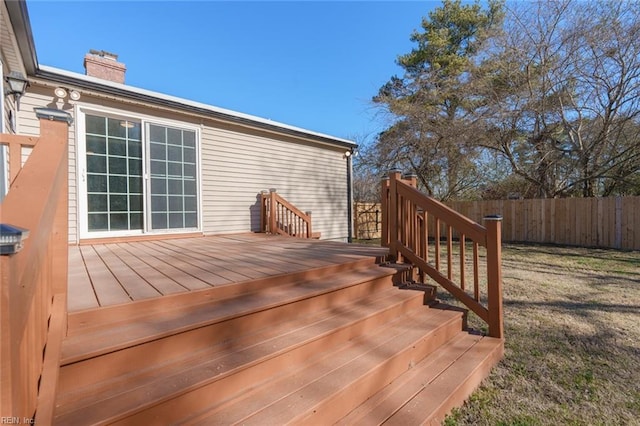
left=27, top=1, right=436, bottom=144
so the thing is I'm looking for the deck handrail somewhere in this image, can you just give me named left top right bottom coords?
left=382, top=171, right=504, bottom=338
left=260, top=189, right=315, bottom=238
left=0, top=109, right=72, bottom=422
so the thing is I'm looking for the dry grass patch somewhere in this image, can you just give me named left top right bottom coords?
left=444, top=244, right=640, bottom=425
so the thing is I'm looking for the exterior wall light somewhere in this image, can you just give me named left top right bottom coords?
left=4, top=71, right=29, bottom=111
left=0, top=223, right=30, bottom=255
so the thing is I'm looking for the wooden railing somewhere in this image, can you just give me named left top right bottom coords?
left=260, top=189, right=317, bottom=238
left=382, top=171, right=504, bottom=338
left=0, top=109, right=72, bottom=422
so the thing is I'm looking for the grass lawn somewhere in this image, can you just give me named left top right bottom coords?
left=353, top=240, right=640, bottom=425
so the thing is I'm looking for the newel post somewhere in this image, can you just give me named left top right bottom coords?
left=269, top=188, right=277, bottom=234
left=388, top=170, right=402, bottom=261
left=484, top=215, right=504, bottom=339
left=305, top=211, right=312, bottom=238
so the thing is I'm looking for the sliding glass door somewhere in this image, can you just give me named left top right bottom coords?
left=148, top=124, right=198, bottom=230
left=82, top=112, right=199, bottom=237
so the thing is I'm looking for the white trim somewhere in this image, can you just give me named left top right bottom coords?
left=76, top=104, right=202, bottom=240
left=0, top=60, right=7, bottom=199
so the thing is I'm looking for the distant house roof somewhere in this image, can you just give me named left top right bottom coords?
left=5, top=0, right=355, bottom=150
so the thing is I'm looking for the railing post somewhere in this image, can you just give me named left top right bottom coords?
left=269, top=188, right=277, bottom=235
left=260, top=190, right=268, bottom=233
left=484, top=215, right=504, bottom=339
left=380, top=177, right=390, bottom=247
left=388, top=170, right=401, bottom=261
left=305, top=211, right=312, bottom=238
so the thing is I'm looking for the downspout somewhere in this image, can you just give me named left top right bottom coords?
left=345, top=147, right=356, bottom=243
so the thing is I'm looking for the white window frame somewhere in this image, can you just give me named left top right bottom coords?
left=76, top=105, right=202, bottom=240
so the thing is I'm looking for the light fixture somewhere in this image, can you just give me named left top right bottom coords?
left=119, top=120, right=135, bottom=129
left=4, top=71, right=29, bottom=111
left=344, top=150, right=352, bottom=158
left=54, top=87, right=81, bottom=101
left=0, top=223, right=30, bottom=255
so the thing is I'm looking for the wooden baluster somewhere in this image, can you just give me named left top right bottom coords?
left=435, top=218, right=441, bottom=272
left=269, top=189, right=277, bottom=234
left=388, top=171, right=401, bottom=262
left=460, top=234, right=466, bottom=291
left=447, top=225, right=453, bottom=280
left=381, top=177, right=390, bottom=247
left=306, top=211, right=312, bottom=239
left=473, top=242, right=480, bottom=301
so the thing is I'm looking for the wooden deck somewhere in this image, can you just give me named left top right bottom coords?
left=68, top=233, right=388, bottom=312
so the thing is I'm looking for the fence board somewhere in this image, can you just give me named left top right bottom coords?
left=356, top=196, right=640, bottom=250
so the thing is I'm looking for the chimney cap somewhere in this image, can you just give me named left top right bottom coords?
left=88, top=49, right=119, bottom=61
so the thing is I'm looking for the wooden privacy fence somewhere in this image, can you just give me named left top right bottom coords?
left=354, top=202, right=381, bottom=240
left=260, top=189, right=319, bottom=239
left=357, top=197, right=640, bottom=250
left=382, top=171, right=504, bottom=339
left=1, top=109, right=72, bottom=423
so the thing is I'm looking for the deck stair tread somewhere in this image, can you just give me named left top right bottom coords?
left=54, top=286, right=426, bottom=421
left=337, top=332, right=503, bottom=425
left=182, top=307, right=464, bottom=425
left=61, top=262, right=399, bottom=364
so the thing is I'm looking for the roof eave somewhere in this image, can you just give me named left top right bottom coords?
left=5, top=0, right=38, bottom=75
left=34, top=67, right=356, bottom=150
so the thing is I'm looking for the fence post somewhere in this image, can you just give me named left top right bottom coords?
left=388, top=170, right=402, bottom=261
left=484, top=215, right=504, bottom=339
left=269, top=188, right=277, bottom=234
left=260, top=190, right=268, bottom=232
left=381, top=177, right=390, bottom=247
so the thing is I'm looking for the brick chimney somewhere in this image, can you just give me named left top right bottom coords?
left=83, top=50, right=126, bottom=84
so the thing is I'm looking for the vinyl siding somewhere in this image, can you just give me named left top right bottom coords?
left=19, top=83, right=349, bottom=242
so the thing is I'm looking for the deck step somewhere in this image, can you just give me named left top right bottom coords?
left=338, top=332, right=504, bottom=425
left=54, top=258, right=501, bottom=425
left=181, top=306, right=464, bottom=425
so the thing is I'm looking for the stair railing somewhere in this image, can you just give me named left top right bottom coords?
left=1, top=109, right=72, bottom=422
left=382, top=170, right=504, bottom=339
left=260, top=189, right=315, bottom=238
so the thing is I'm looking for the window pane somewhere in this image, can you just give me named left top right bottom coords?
left=129, top=158, right=142, bottom=176
left=184, top=147, right=196, bottom=163
left=184, top=180, right=197, bottom=196
left=168, top=162, right=182, bottom=177
left=87, top=174, right=107, bottom=192
left=183, top=163, right=196, bottom=179
left=88, top=213, right=108, bottom=231
left=110, top=213, right=129, bottom=230
left=167, top=128, right=181, bottom=145
left=151, top=178, right=166, bottom=194
left=168, top=145, right=182, bottom=162
left=183, top=131, right=195, bottom=148
left=128, top=140, right=142, bottom=158
left=109, top=157, right=127, bottom=174
left=130, top=213, right=143, bottom=229
left=185, top=213, right=197, bottom=228
left=129, top=195, right=143, bottom=211
left=129, top=177, right=142, bottom=193
left=109, top=176, right=127, bottom=193
left=87, top=155, right=107, bottom=173
left=110, top=195, right=128, bottom=211
left=86, top=115, right=106, bottom=135
left=152, top=195, right=167, bottom=212
left=149, top=125, right=165, bottom=143
left=150, top=160, right=166, bottom=176
left=152, top=213, right=167, bottom=229
left=88, top=194, right=108, bottom=212
left=169, top=213, right=183, bottom=228
left=127, top=123, right=141, bottom=140
left=168, top=179, right=182, bottom=195
left=87, top=135, right=106, bottom=155
left=169, top=196, right=183, bottom=211
left=108, top=138, right=126, bottom=156
left=184, top=196, right=197, bottom=211
left=150, top=142, right=166, bottom=160
left=108, top=118, right=127, bottom=138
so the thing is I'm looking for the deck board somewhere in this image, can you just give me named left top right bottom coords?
left=68, top=234, right=388, bottom=312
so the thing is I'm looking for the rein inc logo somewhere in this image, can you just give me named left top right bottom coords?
left=1, top=418, right=35, bottom=424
